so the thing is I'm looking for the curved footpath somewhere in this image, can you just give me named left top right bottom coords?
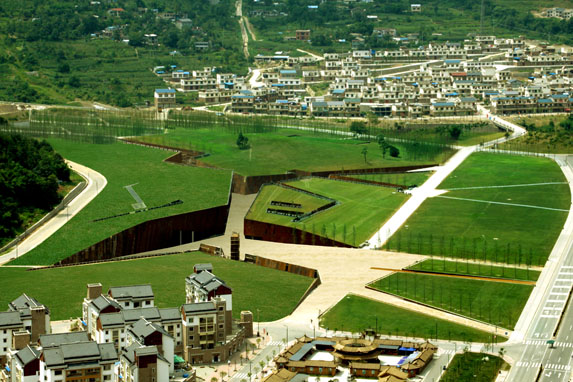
left=0, top=160, right=107, bottom=266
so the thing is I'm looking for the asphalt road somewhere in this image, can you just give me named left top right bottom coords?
left=0, top=160, right=107, bottom=265
left=506, top=155, right=573, bottom=382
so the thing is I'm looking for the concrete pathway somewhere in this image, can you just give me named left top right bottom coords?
left=0, top=160, right=107, bottom=265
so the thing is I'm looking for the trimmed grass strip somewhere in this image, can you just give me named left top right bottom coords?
left=320, top=294, right=498, bottom=343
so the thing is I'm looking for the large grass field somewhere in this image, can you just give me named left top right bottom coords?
left=319, top=294, right=497, bottom=343
left=268, top=178, right=407, bottom=246
left=369, top=273, right=534, bottom=329
left=134, top=128, right=454, bottom=176
left=9, top=140, right=232, bottom=265
left=388, top=153, right=571, bottom=265
left=441, top=352, right=508, bottom=382
left=0, top=252, right=313, bottom=322
left=408, top=259, right=541, bottom=282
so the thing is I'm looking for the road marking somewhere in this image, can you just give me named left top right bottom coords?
left=124, top=183, right=147, bottom=210
left=517, top=361, right=542, bottom=368
left=541, top=314, right=561, bottom=318
left=435, top=195, right=570, bottom=212
left=544, top=364, right=571, bottom=371
left=446, top=182, right=568, bottom=191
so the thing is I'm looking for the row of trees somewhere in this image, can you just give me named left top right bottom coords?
left=0, top=134, right=70, bottom=242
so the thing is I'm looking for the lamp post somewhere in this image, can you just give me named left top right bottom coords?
left=257, top=309, right=260, bottom=337
left=283, top=324, right=288, bottom=345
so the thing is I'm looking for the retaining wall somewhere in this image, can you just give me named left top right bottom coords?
left=244, top=218, right=352, bottom=248
left=57, top=201, right=231, bottom=265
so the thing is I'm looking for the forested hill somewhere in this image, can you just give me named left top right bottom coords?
left=0, top=134, right=70, bottom=242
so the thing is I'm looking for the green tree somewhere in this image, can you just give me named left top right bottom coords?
left=449, top=126, right=462, bottom=140
left=350, top=121, right=367, bottom=136
left=236, top=132, right=250, bottom=150
left=361, top=146, right=368, bottom=163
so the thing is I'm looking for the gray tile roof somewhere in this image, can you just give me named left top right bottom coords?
left=0, top=311, right=23, bottom=328
left=43, top=341, right=106, bottom=368
left=108, top=285, right=154, bottom=301
left=98, top=343, right=118, bottom=362
left=182, top=301, right=216, bottom=314
left=99, top=312, right=125, bottom=328
left=159, top=308, right=181, bottom=322
left=129, top=318, right=171, bottom=340
left=39, top=332, right=90, bottom=348
left=90, top=295, right=121, bottom=312
left=15, top=346, right=40, bottom=366
left=194, top=263, right=213, bottom=272
left=9, top=294, right=45, bottom=311
left=122, top=307, right=161, bottom=324
left=186, top=271, right=230, bottom=294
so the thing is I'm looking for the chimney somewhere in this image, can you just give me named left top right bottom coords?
left=240, top=311, right=253, bottom=338
left=12, top=331, right=31, bottom=350
left=87, top=283, right=103, bottom=300
left=30, top=306, right=47, bottom=342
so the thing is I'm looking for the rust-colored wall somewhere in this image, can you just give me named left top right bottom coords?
left=244, top=254, right=318, bottom=278
left=328, top=174, right=405, bottom=188
left=57, top=201, right=231, bottom=265
left=244, top=219, right=352, bottom=248
left=307, top=164, right=437, bottom=177
left=232, top=172, right=299, bottom=194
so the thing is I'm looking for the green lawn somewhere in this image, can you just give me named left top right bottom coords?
left=348, top=172, right=432, bottom=187
left=9, top=140, right=232, bottom=265
left=134, top=128, right=453, bottom=176
left=370, top=273, right=534, bottom=329
left=319, top=294, right=497, bottom=343
left=279, top=178, right=408, bottom=246
left=441, top=352, right=507, bottom=382
left=408, top=259, right=540, bottom=281
left=0, top=252, right=313, bottom=322
left=389, top=153, right=570, bottom=265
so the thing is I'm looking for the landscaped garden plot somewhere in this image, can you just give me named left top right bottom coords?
left=9, top=140, right=232, bottom=265
left=0, top=252, right=313, bottom=322
left=407, top=259, right=540, bottom=282
left=266, top=178, right=408, bottom=246
left=134, top=127, right=455, bottom=176
left=319, top=294, right=496, bottom=343
left=347, top=172, right=432, bottom=187
left=245, top=184, right=334, bottom=223
left=388, top=153, right=570, bottom=266
left=441, top=352, right=508, bottom=382
left=369, top=273, right=534, bottom=329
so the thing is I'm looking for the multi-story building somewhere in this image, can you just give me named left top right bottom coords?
left=154, top=89, right=176, bottom=109
left=0, top=295, right=50, bottom=366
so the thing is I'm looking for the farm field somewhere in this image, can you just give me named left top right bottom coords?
left=319, top=294, right=496, bottom=343
left=0, top=252, right=313, bottom=322
left=369, top=272, right=534, bottom=329
left=134, top=127, right=454, bottom=176
left=441, top=352, right=508, bottom=382
left=388, top=153, right=570, bottom=266
left=9, top=139, right=232, bottom=265
left=407, top=259, right=541, bottom=282
left=248, top=178, right=409, bottom=246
